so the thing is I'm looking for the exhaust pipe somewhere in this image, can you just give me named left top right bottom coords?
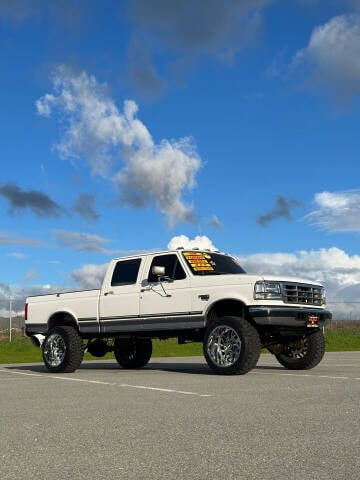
left=30, top=334, right=45, bottom=348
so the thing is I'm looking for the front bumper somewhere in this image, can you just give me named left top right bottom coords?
left=249, top=306, right=332, bottom=327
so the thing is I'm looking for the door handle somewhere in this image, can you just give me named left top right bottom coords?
left=104, top=291, right=114, bottom=296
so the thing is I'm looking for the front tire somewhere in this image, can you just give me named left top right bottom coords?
left=42, top=326, right=84, bottom=373
left=275, top=329, right=325, bottom=370
left=114, top=338, right=152, bottom=369
left=203, top=316, right=261, bottom=375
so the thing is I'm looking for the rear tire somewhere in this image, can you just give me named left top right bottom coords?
left=114, top=338, right=152, bottom=369
left=42, top=326, right=84, bottom=373
left=203, top=316, right=261, bottom=375
left=275, top=329, right=325, bottom=370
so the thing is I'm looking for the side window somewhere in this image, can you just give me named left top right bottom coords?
left=148, top=254, right=186, bottom=283
left=111, top=258, right=141, bottom=286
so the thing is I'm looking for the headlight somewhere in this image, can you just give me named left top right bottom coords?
left=254, top=281, right=282, bottom=300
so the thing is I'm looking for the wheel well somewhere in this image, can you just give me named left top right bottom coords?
left=48, top=312, right=78, bottom=331
left=206, top=299, right=248, bottom=325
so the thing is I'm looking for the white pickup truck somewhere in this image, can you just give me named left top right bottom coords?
left=25, top=248, right=331, bottom=375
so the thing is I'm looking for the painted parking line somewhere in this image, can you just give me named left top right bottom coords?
left=0, top=368, right=213, bottom=397
left=254, top=371, right=360, bottom=381
left=258, top=363, right=359, bottom=367
left=118, top=382, right=212, bottom=397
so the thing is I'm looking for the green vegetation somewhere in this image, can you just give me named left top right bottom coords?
left=0, top=324, right=359, bottom=364
left=323, top=328, right=360, bottom=352
left=0, top=336, right=42, bottom=364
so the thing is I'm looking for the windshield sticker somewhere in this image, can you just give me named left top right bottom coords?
left=183, top=251, right=215, bottom=271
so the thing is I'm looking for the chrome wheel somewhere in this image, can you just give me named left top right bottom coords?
left=43, top=333, right=67, bottom=367
left=206, top=325, right=242, bottom=367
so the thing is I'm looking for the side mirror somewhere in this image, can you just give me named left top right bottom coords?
left=151, top=265, right=174, bottom=283
left=152, top=266, right=165, bottom=276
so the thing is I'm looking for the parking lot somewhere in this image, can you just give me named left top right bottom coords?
left=1, top=352, right=359, bottom=480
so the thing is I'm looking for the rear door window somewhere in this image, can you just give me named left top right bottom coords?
left=111, top=258, right=142, bottom=286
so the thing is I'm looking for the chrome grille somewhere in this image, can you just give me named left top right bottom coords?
left=281, top=282, right=324, bottom=306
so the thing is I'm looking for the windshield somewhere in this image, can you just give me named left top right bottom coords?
left=182, top=251, right=246, bottom=276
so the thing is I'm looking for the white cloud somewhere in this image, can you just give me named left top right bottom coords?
left=53, top=229, right=115, bottom=254
left=36, top=66, right=202, bottom=225
left=305, top=190, right=360, bottom=232
left=167, top=235, right=218, bottom=250
left=70, top=263, right=108, bottom=290
left=239, top=247, right=360, bottom=286
left=0, top=283, right=68, bottom=316
left=293, top=14, right=360, bottom=100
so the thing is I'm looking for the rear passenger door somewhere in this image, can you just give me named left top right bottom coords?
left=99, top=258, right=142, bottom=334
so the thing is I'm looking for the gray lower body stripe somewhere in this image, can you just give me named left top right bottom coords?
left=100, top=315, right=205, bottom=334
left=100, top=311, right=203, bottom=322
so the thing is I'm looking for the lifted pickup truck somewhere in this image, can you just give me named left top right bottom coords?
left=25, top=248, right=331, bottom=375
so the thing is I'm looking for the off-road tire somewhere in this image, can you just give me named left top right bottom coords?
left=275, top=329, right=325, bottom=370
left=42, top=325, right=84, bottom=373
left=114, top=338, right=152, bottom=369
left=203, top=316, right=261, bottom=375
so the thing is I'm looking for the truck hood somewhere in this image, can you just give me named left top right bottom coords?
left=254, top=274, right=323, bottom=287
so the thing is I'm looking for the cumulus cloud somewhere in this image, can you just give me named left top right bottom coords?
left=167, top=235, right=218, bottom=251
left=305, top=190, right=360, bottom=232
left=293, top=14, right=360, bottom=100
left=0, top=283, right=66, bottom=317
left=73, top=194, right=99, bottom=220
left=0, top=182, right=62, bottom=218
left=36, top=66, right=201, bottom=225
left=70, top=263, right=108, bottom=290
left=127, top=0, right=271, bottom=94
left=257, top=195, right=300, bottom=227
left=53, top=229, right=115, bottom=254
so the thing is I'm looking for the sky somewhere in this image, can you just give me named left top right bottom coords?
left=0, top=0, right=360, bottom=319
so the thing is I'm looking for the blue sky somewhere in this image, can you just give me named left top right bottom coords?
left=0, top=0, right=360, bottom=318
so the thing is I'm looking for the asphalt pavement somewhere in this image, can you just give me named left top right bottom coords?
left=0, top=352, right=359, bottom=480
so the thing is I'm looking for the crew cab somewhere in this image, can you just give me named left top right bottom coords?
left=25, top=249, right=331, bottom=374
